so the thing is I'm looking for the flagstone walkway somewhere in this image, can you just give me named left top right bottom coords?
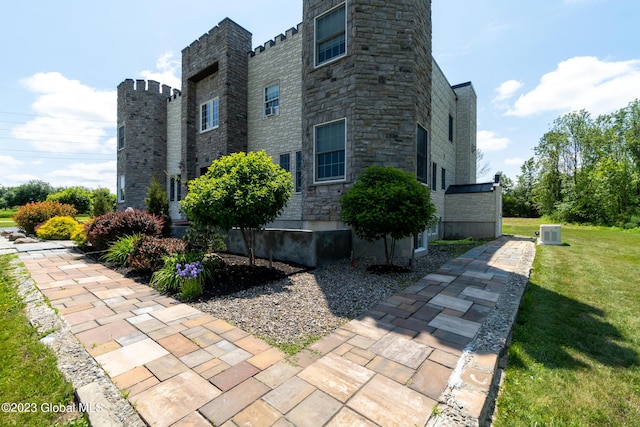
left=11, top=236, right=534, bottom=427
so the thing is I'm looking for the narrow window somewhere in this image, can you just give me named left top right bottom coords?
left=315, top=119, right=346, bottom=182
left=265, top=84, right=280, bottom=116
left=118, top=175, right=125, bottom=203
left=432, top=162, right=437, bottom=191
left=200, top=98, right=219, bottom=132
left=176, top=174, right=181, bottom=201
left=118, top=126, right=125, bottom=150
left=279, top=153, right=291, bottom=172
left=448, top=114, right=454, bottom=142
left=416, top=125, right=428, bottom=183
left=169, top=177, right=175, bottom=202
left=295, top=151, right=302, bottom=192
left=315, top=4, right=346, bottom=66
left=441, top=167, right=446, bottom=190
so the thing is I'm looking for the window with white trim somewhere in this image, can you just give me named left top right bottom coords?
left=265, top=84, right=279, bottom=116
left=414, top=232, right=426, bottom=250
left=315, top=119, right=346, bottom=182
left=169, top=175, right=181, bottom=202
left=200, top=98, right=219, bottom=132
left=118, top=175, right=125, bottom=203
left=315, top=3, right=346, bottom=66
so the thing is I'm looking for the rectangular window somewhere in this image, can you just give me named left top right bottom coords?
left=315, top=119, right=346, bottom=182
left=118, top=175, right=125, bottom=203
left=441, top=167, right=446, bottom=190
left=432, top=162, right=437, bottom=191
left=118, top=126, right=125, bottom=150
left=414, top=232, right=425, bottom=250
left=428, top=221, right=439, bottom=236
left=295, top=151, right=302, bottom=192
left=169, top=175, right=181, bottom=202
left=265, top=84, right=279, bottom=116
left=448, top=114, right=454, bottom=142
left=279, top=153, right=291, bottom=172
left=315, top=4, right=346, bottom=66
left=200, top=98, right=219, bottom=132
left=417, top=125, right=428, bottom=183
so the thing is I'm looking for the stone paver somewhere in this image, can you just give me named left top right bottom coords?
left=11, top=235, right=533, bottom=426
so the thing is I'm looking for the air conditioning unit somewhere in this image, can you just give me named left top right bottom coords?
left=265, top=106, right=279, bottom=116
left=538, top=224, right=562, bottom=245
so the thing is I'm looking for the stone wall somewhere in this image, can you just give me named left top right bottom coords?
left=453, top=82, right=477, bottom=184
left=444, top=185, right=502, bottom=239
left=301, top=0, right=433, bottom=228
left=248, top=25, right=304, bottom=224
left=166, top=91, right=183, bottom=220
left=181, top=18, right=252, bottom=188
left=116, top=79, right=171, bottom=211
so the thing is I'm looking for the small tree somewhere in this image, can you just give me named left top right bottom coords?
left=144, top=176, right=171, bottom=236
left=180, top=151, right=293, bottom=265
left=340, top=165, right=437, bottom=266
left=91, top=188, right=116, bottom=217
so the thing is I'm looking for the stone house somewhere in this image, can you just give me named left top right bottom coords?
left=116, top=0, right=502, bottom=266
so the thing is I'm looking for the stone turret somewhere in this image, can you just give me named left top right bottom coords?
left=116, top=79, right=171, bottom=210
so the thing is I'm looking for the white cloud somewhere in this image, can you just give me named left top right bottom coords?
left=49, top=161, right=116, bottom=192
left=478, top=130, right=510, bottom=151
left=12, top=72, right=116, bottom=154
left=139, top=51, right=182, bottom=90
left=493, top=80, right=524, bottom=102
left=504, top=157, right=525, bottom=166
left=506, top=56, right=640, bottom=117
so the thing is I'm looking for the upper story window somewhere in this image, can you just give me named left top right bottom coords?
left=118, top=126, right=125, bottom=150
left=315, top=119, right=346, bottom=182
left=200, top=98, right=219, bottom=132
left=315, top=3, right=346, bottom=67
left=417, top=125, right=428, bottom=184
left=265, top=84, right=279, bottom=116
left=441, top=167, right=446, bottom=190
left=448, top=114, right=454, bottom=142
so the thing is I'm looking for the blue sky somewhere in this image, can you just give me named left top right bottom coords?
left=1, top=0, right=639, bottom=193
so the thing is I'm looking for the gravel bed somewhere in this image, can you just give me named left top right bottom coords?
left=191, top=245, right=468, bottom=347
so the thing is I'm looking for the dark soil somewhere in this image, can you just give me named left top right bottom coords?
left=366, top=264, right=412, bottom=274
left=96, top=252, right=310, bottom=298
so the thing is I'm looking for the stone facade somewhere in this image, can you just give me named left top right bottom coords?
left=247, top=26, right=304, bottom=227
left=116, top=0, right=498, bottom=262
left=116, top=79, right=171, bottom=210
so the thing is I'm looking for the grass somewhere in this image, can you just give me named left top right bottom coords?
left=494, top=218, right=640, bottom=426
left=0, top=254, right=88, bottom=427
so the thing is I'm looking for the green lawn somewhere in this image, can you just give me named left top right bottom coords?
left=0, top=254, right=88, bottom=426
left=495, top=218, right=640, bottom=426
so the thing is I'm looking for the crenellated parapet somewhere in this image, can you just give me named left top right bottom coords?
left=117, top=78, right=174, bottom=97
left=249, top=24, right=302, bottom=58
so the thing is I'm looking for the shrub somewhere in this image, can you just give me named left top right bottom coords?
left=91, top=188, right=116, bottom=217
left=35, top=216, right=80, bottom=240
left=184, top=223, right=227, bottom=253
left=13, top=201, right=78, bottom=235
left=102, top=234, right=141, bottom=267
left=71, top=221, right=88, bottom=247
left=340, top=166, right=437, bottom=265
left=46, top=187, right=92, bottom=214
left=128, top=235, right=186, bottom=272
left=145, top=177, right=172, bottom=237
left=84, top=209, right=164, bottom=252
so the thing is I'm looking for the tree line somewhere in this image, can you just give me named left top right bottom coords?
left=0, top=180, right=116, bottom=216
left=502, top=99, right=640, bottom=228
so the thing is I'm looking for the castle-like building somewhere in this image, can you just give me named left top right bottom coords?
left=117, top=0, right=502, bottom=264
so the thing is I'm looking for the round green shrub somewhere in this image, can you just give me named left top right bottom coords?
left=35, top=216, right=80, bottom=240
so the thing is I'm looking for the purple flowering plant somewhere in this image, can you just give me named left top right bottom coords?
left=175, top=261, right=204, bottom=281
